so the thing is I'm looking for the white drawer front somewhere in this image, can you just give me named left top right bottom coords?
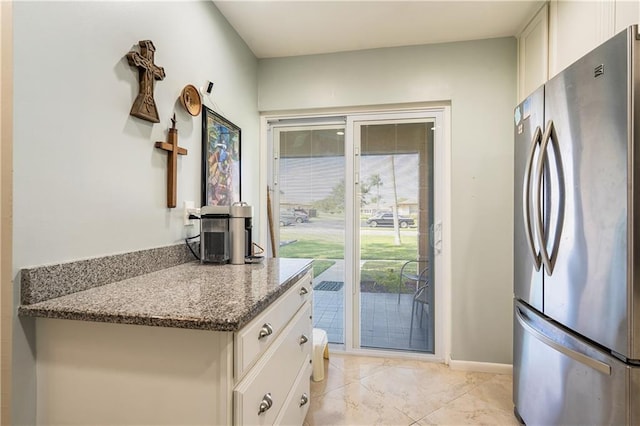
left=234, top=303, right=312, bottom=426
left=235, top=272, right=312, bottom=378
left=274, top=357, right=312, bottom=426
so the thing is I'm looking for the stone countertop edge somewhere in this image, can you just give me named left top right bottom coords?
left=18, top=258, right=313, bottom=332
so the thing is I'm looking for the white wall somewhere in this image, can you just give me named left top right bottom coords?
left=258, top=38, right=517, bottom=364
left=12, top=2, right=258, bottom=423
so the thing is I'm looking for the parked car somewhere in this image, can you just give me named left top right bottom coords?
left=292, top=210, right=309, bottom=223
left=281, top=209, right=309, bottom=224
left=366, top=212, right=415, bottom=228
left=280, top=215, right=294, bottom=226
left=279, top=211, right=295, bottom=226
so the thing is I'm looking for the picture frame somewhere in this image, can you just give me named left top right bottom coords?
left=201, top=106, right=241, bottom=206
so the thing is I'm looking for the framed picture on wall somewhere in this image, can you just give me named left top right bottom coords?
left=201, top=106, right=241, bottom=206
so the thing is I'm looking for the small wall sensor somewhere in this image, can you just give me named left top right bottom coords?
left=200, top=81, right=214, bottom=96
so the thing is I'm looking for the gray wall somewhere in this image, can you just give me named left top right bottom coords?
left=12, top=2, right=258, bottom=423
left=258, top=37, right=516, bottom=364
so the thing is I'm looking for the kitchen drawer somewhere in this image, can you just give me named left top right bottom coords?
left=233, top=303, right=312, bottom=425
left=274, top=357, right=312, bottom=426
left=235, top=272, right=312, bottom=378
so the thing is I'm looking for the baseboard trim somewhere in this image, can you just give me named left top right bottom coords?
left=449, top=359, right=512, bottom=375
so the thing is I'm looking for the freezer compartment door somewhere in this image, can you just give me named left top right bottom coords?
left=514, top=301, right=627, bottom=425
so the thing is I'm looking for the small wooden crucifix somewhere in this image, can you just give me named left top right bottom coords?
left=127, top=40, right=165, bottom=123
left=155, top=114, right=187, bottom=208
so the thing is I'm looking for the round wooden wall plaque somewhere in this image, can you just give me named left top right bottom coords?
left=180, top=84, right=202, bottom=116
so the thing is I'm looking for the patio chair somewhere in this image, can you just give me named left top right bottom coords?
left=398, top=260, right=429, bottom=304
left=409, top=281, right=431, bottom=346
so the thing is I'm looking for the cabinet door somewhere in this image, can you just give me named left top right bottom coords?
left=518, top=4, right=548, bottom=102
left=615, top=1, right=640, bottom=34
left=549, top=0, right=615, bottom=77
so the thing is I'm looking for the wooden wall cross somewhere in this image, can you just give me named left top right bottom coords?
left=155, top=115, right=187, bottom=208
left=127, top=40, right=165, bottom=123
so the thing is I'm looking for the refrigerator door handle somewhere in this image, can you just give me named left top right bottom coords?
left=524, top=125, right=543, bottom=271
left=516, top=306, right=612, bottom=375
left=536, top=120, right=564, bottom=275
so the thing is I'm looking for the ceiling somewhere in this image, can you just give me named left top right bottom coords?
left=213, top=1, right=544, bottom=59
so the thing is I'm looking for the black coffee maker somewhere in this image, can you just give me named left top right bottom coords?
left=199, top=206, right=230, bottom=264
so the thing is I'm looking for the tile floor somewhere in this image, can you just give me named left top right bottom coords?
left=304, top=353, right=518, bottom=426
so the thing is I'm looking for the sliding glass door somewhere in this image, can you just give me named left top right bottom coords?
left=269, top=110, right=443, bottom=357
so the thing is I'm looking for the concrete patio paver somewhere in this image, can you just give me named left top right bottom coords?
left=313, top=260, right=432, bottom=353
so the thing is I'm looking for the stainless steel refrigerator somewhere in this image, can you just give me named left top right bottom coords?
left=514, top=26, right=640, bottom=425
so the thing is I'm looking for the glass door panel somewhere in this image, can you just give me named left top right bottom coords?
left=272, top=125, right=346, bottom=344
left=357, top=121, right=435, bottom=353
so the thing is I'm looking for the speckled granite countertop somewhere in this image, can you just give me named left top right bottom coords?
left=18, top=258, right=313, bottom=332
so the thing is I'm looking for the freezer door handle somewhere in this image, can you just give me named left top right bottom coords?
left=524, top=125, right=542, bottom=271
left=516, top=306, right=611, bottom=375
left=535, top=120, right=565, bottom=276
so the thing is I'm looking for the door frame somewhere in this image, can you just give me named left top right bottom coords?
left=260, top=104, right=452, bottom=362
left=1, top=0, right=13, bottom=421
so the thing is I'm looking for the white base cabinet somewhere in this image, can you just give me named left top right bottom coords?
left=34, top=272, right=313, bottom=425
left=234, top=305, right=312, bottom=425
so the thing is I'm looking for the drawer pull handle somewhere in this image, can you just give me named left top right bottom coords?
left=299, top=334, right=309, bottom=345
left=258, top=323, right=274, bottom=339
left=299, top=287, right=309, bottom=295
left=258, top=393, right=273, bottom=415
left=300, top=393, right=309, bottom=407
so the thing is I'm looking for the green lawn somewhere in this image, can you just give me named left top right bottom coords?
left=312, top=259, right=336, bottom=277
left=360, top=260, right=408, bottom=293
left=360, top=234, right=418, bottom=260
left=280, top=239, right=344, bottom=259
left=279, top=225, right=420, bottom=294
left=279, top=232, right=417, bottom=260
